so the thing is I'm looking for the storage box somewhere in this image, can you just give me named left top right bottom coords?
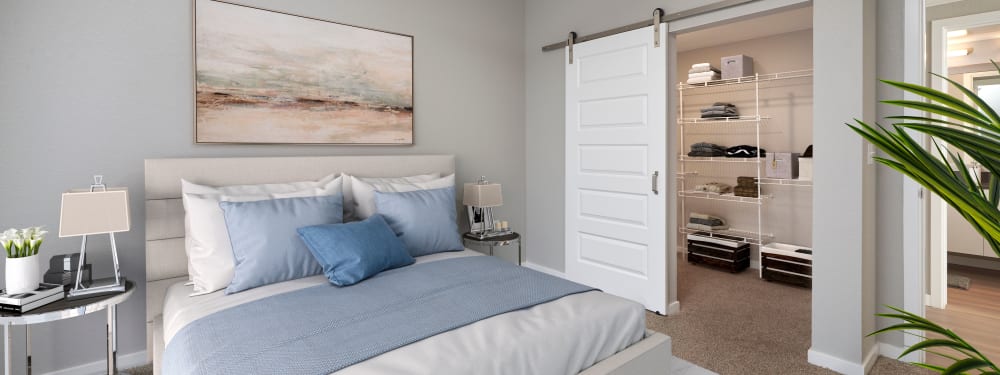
left=798, top=158, right=813, bottom=181
left=765, top=152, right=800, bottom=179
left=686, top=232, right=750, bottom=273
left=761, top=243, right=812, bottom=288
left=721, top=55, right=754, bottom=79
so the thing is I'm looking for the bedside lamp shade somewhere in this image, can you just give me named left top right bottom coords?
left=463, top=183, right=503, bottom=207
left=59, top=189, right=131, bottom=237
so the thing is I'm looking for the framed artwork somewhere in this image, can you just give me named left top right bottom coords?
left=194, top=0, right=414, bottom=144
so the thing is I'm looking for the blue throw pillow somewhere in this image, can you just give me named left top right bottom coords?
left=297, top=214, right=415, bottom=286
left=374, top=187, right=464, bottom=257
left=219, top=194, right=343, bottom=294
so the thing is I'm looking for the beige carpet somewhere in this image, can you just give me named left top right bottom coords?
left=646, top=257, right=933, bottom=374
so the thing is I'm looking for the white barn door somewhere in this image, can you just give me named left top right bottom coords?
left=565, top=24, right=668, bottom=314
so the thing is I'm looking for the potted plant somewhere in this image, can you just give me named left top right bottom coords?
left=849, top=62, right=1000, bottom=373
left=0, top=227, right=46, bottom=294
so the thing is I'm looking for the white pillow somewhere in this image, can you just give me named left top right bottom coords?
left=181, top=174, right=342, bottom=295
left=343, top=173, right=440, bottom=221
left=350, top=174, right=455, bottom=220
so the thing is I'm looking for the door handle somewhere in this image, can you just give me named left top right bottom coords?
left=652, top=171, right=659, bottom=195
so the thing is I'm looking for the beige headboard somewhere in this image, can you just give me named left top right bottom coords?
left=143, top=154, right=456, bottom=355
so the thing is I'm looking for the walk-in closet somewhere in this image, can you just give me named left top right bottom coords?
left=671, top=4, right=815, bottom=342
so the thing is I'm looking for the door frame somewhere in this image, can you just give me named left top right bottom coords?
left=926, top=8, right=1000, bottom=311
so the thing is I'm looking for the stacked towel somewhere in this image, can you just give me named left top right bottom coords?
left=693, top=182, right=732, bottom=194
left=734, top=176, right=759, bottom=198
left=687, top=142, right=726, bottom=157
left=725, top=145, right=766, bottom=158
left=701, top=102, right=739, bottom=119
left=686, top=212, right=728, bottom=231
left=687, top=63, right=720, bottom=84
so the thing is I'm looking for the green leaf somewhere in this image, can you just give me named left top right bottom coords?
left=943, top=358, right=992, bottom=375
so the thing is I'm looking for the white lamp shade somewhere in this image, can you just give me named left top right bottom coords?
left=59, top=188, right=131, bottom=237
left=463, top=183, right=503, bottom=207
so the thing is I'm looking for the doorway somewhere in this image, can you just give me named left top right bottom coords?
left=924, top=4, right=1000, bottom=368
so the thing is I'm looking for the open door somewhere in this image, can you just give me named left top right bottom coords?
left=565, top=24, right=668, bottom=314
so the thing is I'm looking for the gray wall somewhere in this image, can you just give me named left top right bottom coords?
left=0, top=0, right=525, bottom=372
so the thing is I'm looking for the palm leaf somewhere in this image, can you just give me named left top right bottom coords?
left=855, top=62, right=1000, bottom=373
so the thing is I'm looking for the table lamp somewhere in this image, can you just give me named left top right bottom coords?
left=59, top=175, right=130, bottom=298
left=463, top=176, right=503, bottom=239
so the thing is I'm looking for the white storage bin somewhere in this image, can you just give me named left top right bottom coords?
left=761, top=242, right=813, bottom=260
left=798, top=158, right=813, bottom=181
left=721, top=55, right=754, bottom=79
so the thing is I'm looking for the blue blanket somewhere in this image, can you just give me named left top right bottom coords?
left=163, top=256, right=595, bottom=375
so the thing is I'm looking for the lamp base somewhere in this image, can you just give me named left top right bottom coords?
left=66, top=276, right=127, bottom=300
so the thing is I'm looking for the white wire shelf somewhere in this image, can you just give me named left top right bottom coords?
left=678, top=155, right=762, bottom=163
left=757, top=178, right=813, bottom=187
left=679, top=227, right=774, bottom=245
left=678, top=116, right=769, bottom=124
left=678, top=69, right=814, bottom=91
left=678, top=190, right=770, bottom=204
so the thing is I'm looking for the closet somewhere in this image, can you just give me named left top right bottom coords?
left=674, top=6, right=814, bottom=287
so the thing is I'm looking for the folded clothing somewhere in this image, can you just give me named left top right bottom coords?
left=688, top=71, right=718, bottom=78
left=733, top=186, right=759, bottom=198
left=691, top=62, right=711, bottom=69
left=687, top=73, right=721, bottom=84
left=725, top=145, right=765, bottom=158
left=686, top=222, right=729, bottom=231
left=688, top=66, right=721, bottom=74
left=688, top=142, right=726, bottom=157
left=688, top=213, right=727, bottom=230
left=736, top=176, right=758, bottom=187
left=693, top=182, right=732, bottom=194
left=700, top=102, right=739, bottom=119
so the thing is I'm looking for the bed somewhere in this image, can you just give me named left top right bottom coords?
left=145, top=155, right=672, bottom=374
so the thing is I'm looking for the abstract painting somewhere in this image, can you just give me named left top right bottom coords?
left=194, top=0, right=413, bottom=144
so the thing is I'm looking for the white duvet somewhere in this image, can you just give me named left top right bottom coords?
left=162, top=250, right=646, bottom=375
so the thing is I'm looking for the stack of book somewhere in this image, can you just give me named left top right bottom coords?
left=0, top=283, right=65, bottom=313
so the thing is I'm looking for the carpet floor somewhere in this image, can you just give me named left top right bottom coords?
left=645, top=256, right=933, bottom=374
left=127, top=258, right=934, bottom=374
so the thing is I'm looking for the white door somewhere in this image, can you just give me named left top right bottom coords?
left=565, top=24, right=668, bottom=314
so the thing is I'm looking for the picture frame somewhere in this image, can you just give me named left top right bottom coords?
left=193, top=0, right=414, bottom=144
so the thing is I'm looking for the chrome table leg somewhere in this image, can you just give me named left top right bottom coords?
left=108, top=305, right=117, bottom=374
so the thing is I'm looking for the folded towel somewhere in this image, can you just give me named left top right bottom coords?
left=691, top=62, right=711, bottom=69
left=693, top=182, right=732, bottom=194
left=688, top=71, right=719, bottom=78
left=688, top=66, right=721, bottom=74
left=687, top=75, right=720, bottom=84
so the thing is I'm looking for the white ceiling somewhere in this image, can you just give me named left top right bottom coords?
left=948, top=23, right=1000, bottom=68
left=675, top=6, right=812, bottom=52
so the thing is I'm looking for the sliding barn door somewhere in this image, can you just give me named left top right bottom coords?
left=565, top=24, right=668, bottom=314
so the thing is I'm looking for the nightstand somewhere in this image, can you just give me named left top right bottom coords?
left=0, top=281, right=134, bottom=375
left=463, top=232, right=522, bottom=265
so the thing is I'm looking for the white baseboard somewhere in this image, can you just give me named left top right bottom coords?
left=808, top=348, right=866, bottom=375
left=666, top=300, right=681, bottom=315
left=522, top=261, right=567, bottom=279
left=863, top=342, right=880, bottom=374
left=43, top=350, right=147, bottom=375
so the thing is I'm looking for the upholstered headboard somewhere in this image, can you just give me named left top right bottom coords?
left=143, top=155, right=456, bottom=356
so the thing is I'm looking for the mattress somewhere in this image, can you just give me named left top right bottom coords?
left=162, top=250, right=646, bottom=375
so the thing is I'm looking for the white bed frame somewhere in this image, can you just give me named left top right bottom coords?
left=144, top=155, right=672, bottom=374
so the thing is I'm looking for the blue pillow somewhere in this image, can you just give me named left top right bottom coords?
left=374, top=187, right=463, bottom=257
left=219, top=194, right=343, bottom=294
left=297, top=214, right=415, bottom=286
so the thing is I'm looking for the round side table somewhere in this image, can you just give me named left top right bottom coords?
left=0, top=281, right=134, bottom=375
left=462, top=232, right=522, bottom=265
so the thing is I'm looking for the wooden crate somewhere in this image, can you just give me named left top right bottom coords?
left=760, top=243, right=812, bottom=288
